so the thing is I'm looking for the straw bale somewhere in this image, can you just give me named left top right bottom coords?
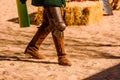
left=65, top=1, right=103, bottom=25
left=110, top=0, right=120, bottom=10
left=34, top=7, right=44, bottom=25
left=34, top=1, right=103, bottom=26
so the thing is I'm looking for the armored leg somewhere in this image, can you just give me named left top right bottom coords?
left=48, top=7, right=71, bottom=66
left=47, top=7, right=66, bottom=31
left=52, top=32, right=71, bottom=66
left=24, top=8, right=50, bottom=59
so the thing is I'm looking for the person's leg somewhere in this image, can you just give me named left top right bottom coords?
left=24, top=8, right=50, bottom=59
left=52, top=32, right=71, bottom=66
left=47, top=7, right=71, bottom=66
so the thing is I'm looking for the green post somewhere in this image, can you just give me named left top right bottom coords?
left=16, top=0, right=30, bottom=27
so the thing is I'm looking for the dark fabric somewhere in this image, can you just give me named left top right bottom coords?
left=32, top=0, right=66, bottom=7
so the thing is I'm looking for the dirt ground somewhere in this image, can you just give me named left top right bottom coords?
left=0, top=0, right=120, bottom=80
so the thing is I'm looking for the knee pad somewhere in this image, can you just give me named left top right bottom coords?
left=56, top=22, right=66, bottom=31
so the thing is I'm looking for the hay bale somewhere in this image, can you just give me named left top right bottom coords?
left=64, top=1, right=103, bottom=25
left=34, top=7, right=44, bottom=25
left=34, top=1, right=103, bottom=26
left=110, top=0, right=120, bottom=10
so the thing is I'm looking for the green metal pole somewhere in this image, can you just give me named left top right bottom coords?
left=16, top=0, right=30, bottom=27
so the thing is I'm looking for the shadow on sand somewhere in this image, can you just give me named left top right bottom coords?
left=84, top=63, right=120, bottom=80
left=7, top=12, right=37, bottom=25
left=0, top=55, right=58, bottom=65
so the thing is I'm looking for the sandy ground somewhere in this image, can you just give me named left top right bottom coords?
left=0, top=0, right=120, bottom=80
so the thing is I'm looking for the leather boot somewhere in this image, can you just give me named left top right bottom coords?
left=52, top=32, right=71, bottom=66
left=24, top=25, right=48, bottom=59
left=48, top=7, right=71, bottom=66
left=24, top=8, right=50, bottom=59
